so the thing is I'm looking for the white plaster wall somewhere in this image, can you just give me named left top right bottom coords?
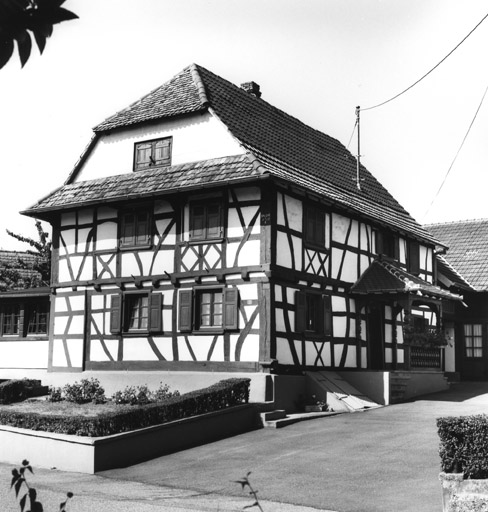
left=0, top=341, right=49, bottom=368
left=444, top=323, right=456, bottom=373
left=75, top=113, right=245, bottom=182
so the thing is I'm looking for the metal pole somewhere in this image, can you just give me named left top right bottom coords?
left=356, top=106, right=361, bottom=190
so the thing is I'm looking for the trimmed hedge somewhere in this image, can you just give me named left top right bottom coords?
left=437, top=414, right=488, bottom=479
left=0, top=378, right=250, bottom=437
left=0, top=379, right=49, bottom=405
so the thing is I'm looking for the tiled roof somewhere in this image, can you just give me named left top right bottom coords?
left=436, top=254, right=474, bottom=292
left=0, top=250, right=43, bottom=285
left=23, top=155, right=268, bottom=213
left=425, top=219, right=488, bottom=291
left=29, top=64, right=439, bottom=245
left=350, top=258, right=463, bottom=301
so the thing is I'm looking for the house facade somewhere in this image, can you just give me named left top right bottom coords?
left=9, top=65, right=462, bottom=400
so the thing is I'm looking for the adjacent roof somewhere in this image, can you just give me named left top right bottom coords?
left=425, top=219, right=488, bottom=291
left=0, top=250, right=44, bottom=290
left=24, top=64, right=440, bottom=246
left=350, top=258, right=463, bottom=301
left=436, top=254, right=474, bottom=292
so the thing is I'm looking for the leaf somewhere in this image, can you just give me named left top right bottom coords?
left=244, top=502, right=259, bottom=509
left=14, top=29, right=31, bottom=67
left=21, top=460, right=29, bottom=466
left=0, top=37, right=14, bottom=69
left=32, top=28, right=46, bottom=53
left=19, top=493, right=27, bottom=512
left=233, top=478, right=249, bottom=490
left=14, top=478, right=24, bottom=497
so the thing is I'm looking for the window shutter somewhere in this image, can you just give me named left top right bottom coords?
left=323, top=295, right=332, bottom=336
left=408, top=241, right=420, bottom=275
left=223, top=288, right=239, bottom=330
left=178, top=290, right=193, bottom=332
left=149, top=293, right=163, bottom=333
left=295, top=291, right=307, bottom=332
left=110, top=294, right=123, bottom=334
left=316, top=210, right=326, bottom=247
left=375, top=231, right=383, bottom=255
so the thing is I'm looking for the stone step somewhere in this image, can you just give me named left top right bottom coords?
left=260, top=409, right=287, bottom=422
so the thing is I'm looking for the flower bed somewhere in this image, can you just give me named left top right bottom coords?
left=0, top=378, right=250, bottom=437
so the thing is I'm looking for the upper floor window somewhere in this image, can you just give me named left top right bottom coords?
left=190, top=202, right=223, bottom=241
left=304, top=206, right=326, bottom=249
left=134, top=137, right=172, bottom=171
left=408, top=241, right=420, bottom=275
left=120, top=209, right=151, bottom=249
left=375, top=231, right=398, bottom=259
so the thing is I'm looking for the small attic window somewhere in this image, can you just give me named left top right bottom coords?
left=134, top=137, right=172, bottom=171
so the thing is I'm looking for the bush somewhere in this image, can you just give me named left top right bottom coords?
left=437, top=415, right=488, bottom=478
left=47, top=386, right=63, bottom=402
left=0, top=379, right=48, bottom=404
left=112, top=382, right=180, bottom=405
left=62, top=378, right=106, bottom=404
left=0, top=378, right=251, bottom=437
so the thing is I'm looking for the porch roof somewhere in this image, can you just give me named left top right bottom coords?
left=350, top=258, right=463, bottom=302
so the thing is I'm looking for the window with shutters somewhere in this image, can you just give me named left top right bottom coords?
left=110, top=292, right=162, bottom=334
left=304, top=206, right=326, bottom=249
left=189, top=202, right=223, bottom=241
left=0, top=300, right=49, bottom=338
left=133, top=137, right=172, bottom=171
left=295, top=291, right=332, bottom=336
left=120, top=209, right=152, bottom=249
left=178, top=287, right=239, bottom=332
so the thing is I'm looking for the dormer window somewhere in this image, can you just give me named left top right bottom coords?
left=134, top=137, right=172, bottom=171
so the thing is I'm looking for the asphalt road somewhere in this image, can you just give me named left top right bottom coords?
left=2, top=382, right=488, bottom=512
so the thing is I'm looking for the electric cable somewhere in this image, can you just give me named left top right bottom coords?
left=361, top=11, right=488, bottom=112
left=346, top=118, right=358, bottom=149
left=421, top=82, right=488, bottom=220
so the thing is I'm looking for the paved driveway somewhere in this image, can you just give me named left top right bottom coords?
left=98, top=382, right=488, bottom=512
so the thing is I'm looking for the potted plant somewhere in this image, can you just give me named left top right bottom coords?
left=437, top=414, right=488, bottom=511
left=304, top=395, right=332, bottom=413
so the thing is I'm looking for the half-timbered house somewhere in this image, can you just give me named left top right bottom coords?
left=15, top=64, right=462, bottom=404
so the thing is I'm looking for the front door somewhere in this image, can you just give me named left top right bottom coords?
left=368, top=306, right=384, bottom=370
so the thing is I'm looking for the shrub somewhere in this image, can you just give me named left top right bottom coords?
left=0, top=379, right=48, bottom=404
left=112, top=382, right=180, bottom=405
left=47, top=386, right=63, bottom=402
left=437, top=414, right=488, bottom=478
left=0, top=378, right=251, bottom=437
left=62, top=378, right=106, bottom=404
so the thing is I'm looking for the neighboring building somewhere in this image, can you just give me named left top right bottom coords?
left=6, top=64, right=461, bottom=402
left=426, top=219, right=488, bottom=380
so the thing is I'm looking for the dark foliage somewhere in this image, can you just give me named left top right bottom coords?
left=0, top=379, right=48, bottom=404
left=61, top=378, right=106, bottom=404
left=0, top=0, right=77, bottom=69
left=437, top=414, right=488, bottom=479
left=10, top=459, right=73, bottom=511
left=0, top=221, right=51, bottom=291
left=0, top=378, right=251, bottom=436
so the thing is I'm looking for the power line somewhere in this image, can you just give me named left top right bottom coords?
left=346, top=118, right=358, bottom=149
left=422, top=82, right=488, bottom=221
left=361, top=11, right=488, bottom=112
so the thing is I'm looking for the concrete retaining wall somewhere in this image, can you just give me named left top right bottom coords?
left=0, top=404, right=260, bottom=473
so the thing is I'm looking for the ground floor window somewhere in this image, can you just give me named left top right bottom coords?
left=295, top=291, right=332, bottom=336
left=0, top=300, right=49, bottom=338
left=464, top=323, right=483, bottom=358
left=178, top=287, right=239, bottom=332
left=110, top=292, right=162, bottom=334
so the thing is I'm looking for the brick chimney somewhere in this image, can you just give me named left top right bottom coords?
left=240, top=81, right=261, bottom=98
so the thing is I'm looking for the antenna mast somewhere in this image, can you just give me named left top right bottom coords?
left=355, top=106, right=361, bottom=190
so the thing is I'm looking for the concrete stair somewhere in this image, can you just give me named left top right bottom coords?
left=260, top=409, right=342, bottom=428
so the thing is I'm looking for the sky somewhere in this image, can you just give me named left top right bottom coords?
left=1, top=0, right=488, bottom=250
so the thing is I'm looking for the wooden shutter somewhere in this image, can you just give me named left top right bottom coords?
left=375, top=231, right=383, bottom=255
left=178, top=290, right=193, bottom=332
left=316, top=210, right=325, bottom=247
left=295, top=291, right=307, bottom=332
left=323, top=295, right=332, bottom=336
left=206, top=204, right=222, bottom=239
left=223, top=288, right=239, bottom=330
left=110, top=294, right=123, bottom=334
left=149, top=293, right=162, bottom=333
left=190, top=205, right=205, bottom=240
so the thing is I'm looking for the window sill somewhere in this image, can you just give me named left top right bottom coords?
left=119, top=244, right=153, bottom=251
left=182, top=238, right=225, bottom=246
left=304, top=242, right=329, bottom=252
left=0, top=336, right=48, bottom=341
